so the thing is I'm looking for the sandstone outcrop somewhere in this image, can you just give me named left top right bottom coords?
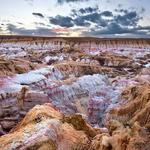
left=89, top=121, right=150, bottom=150
left=0, top=56, right=37, bottom=76
left=0, top=104, right=91, bottom=150
left=109, top=83, right=150, bottom=127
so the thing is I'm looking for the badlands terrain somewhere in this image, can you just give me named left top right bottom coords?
left=0, top=35, right=150, bottom=150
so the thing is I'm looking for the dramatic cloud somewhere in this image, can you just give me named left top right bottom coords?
left=5, top=5, right=146, bottom=38
left=82, top=24, right=150, bottom=37
left=93, top=23, right=131, bottom=35
left=32, top=13, right=44, bottom=18
left=71, top=8, right=113, bottom=27
left=115, top=8, right=128, bottom=13
left=50, top=7, right=109, bottom=28
left=75, top=12, right=108, bottom=27
left=71, top=6, right=99, bottom=16
left=101, top=11, right=113, bottom=17
left=73, top=17, right=90, bottom=26
left=7, top=24, right=57, bottom=36
left=1, top=1, right=149, bottom=38
left=49, top=6, right=143, bottom=33
left=50, top=7, right=148, bottom=37
left=57, top=0, right=90, bottom=4
left=49, top=15, right=74, bottom=27
left=114, top=11, right=141, bottom=26
left=78, top=7, right=98, bottom=14
left=69, top=7, right=149, bottom=37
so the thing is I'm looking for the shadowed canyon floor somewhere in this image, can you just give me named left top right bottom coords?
left=0, top=36, right=150, bottom=150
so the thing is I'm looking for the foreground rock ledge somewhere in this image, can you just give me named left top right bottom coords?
left=0, top=103, right=94, bottom=150
left=1, top=101, right=150, bottom=150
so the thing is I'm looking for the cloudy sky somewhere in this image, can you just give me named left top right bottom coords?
left=0, top=0, right=150, bottom=37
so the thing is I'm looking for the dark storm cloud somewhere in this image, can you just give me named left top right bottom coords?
left=72, top=8, right=110, bottom=27
left=138, top=26, right=150, bottom=31
left=76, top=7, right=148, bottom=37
left=76, top=12, right=108, bottom=27
left=71, top=6, right=99, bottom=16
left=71, top=7, right=114, bottom=27
left=101, top=11, right=113, bottom=17
left=48, top=6, right=145, bottom=37
left=6, top=24, right=57, bottom=36
left=115, top=11, right=141, bottom=26
left=32, top=13, right=44, bottom=18
left=57, top=0, right=90, bottom=4
left=82, top=23, right=150, bottom=37
left=73, top=17, right=90, bottom=26
left=50, top=7, right=109, bottom=28
left=49, top=15, right=74, bottom=27
left=93, top=23, right=131, bottom=35
left=77, top=13, right=99, bottom=23
left=49, top=13, right=108, bottom=27
left=79, top=7, right=98, bottom=14
left=115, top=8, right=128, bottom=13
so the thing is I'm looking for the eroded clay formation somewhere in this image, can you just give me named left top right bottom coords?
left=0, top=36, right=150, bottom=150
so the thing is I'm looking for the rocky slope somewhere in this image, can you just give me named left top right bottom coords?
left=0, top=104, right=91, bottom=150
left=0, top=36, right=150, bottom=150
